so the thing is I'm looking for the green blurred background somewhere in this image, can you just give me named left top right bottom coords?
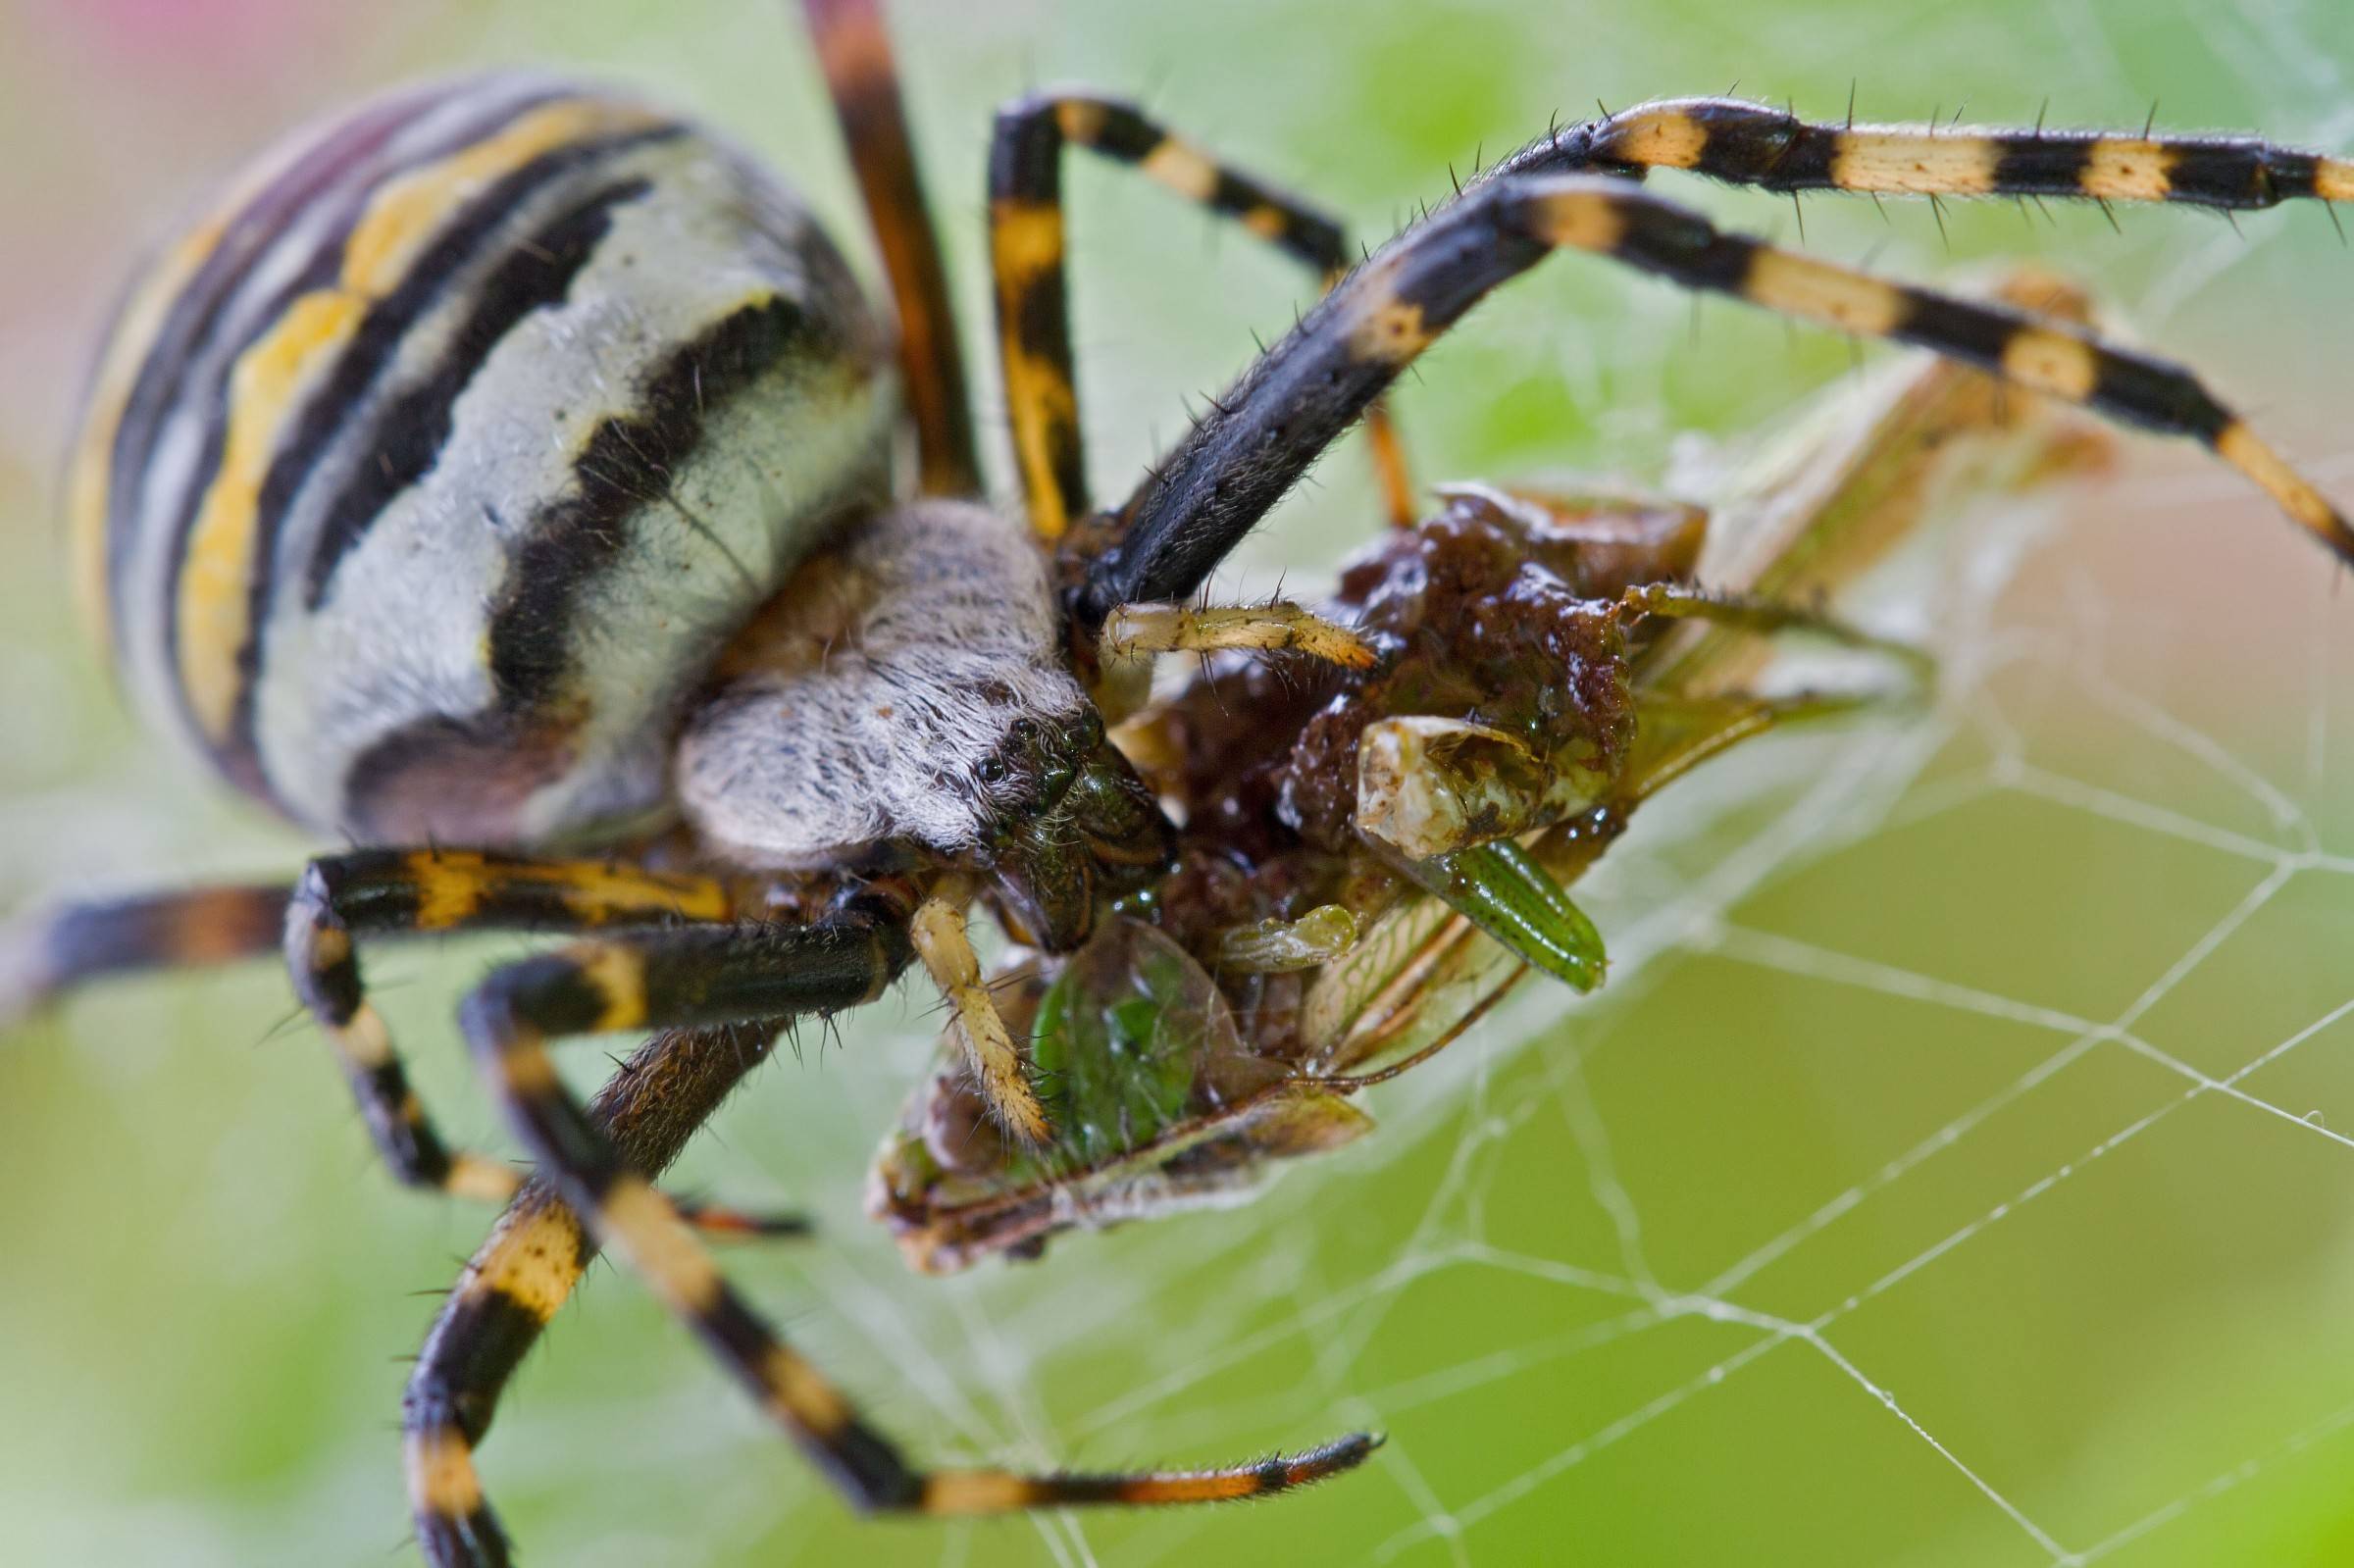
left=4, top=0, right=2352, bottom=1563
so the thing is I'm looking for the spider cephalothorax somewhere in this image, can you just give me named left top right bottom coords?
left=675, top=501, right=1094, bottom=866
left=6, top=0, right=2352, bottom=1559
left=674, top=491, right=1169, bottom=1001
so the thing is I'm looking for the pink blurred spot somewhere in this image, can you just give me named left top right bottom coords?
left=42, top=0, right=347, bottom=76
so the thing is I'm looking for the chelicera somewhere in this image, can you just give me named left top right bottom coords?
left=5, top=0, right=2350, bottom=1559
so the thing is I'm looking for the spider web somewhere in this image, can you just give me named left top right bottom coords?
left=3, top=2, right=2354, bottom=1565
left=375, top=422, right=2354, bottom=1568
left=625, top=66, right=2354, bottom=1568
left=460, top=266, right=2354, bottom=1568
left=657, top=438, right=2353, bottom=1566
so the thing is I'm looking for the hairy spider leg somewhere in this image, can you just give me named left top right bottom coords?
left=3, top=856, right=806, bottom=1232
left=1, top=881, right=290, bottom=1023
left=455, top=885, right=1379, bottom=1523
left=0, top=857, right=803, bottom=1235
left=1086, top=172, right=2353, bottom=622
left=801, top=0, right=980, bottom=494
left=285, top=849, right=738, bottom=1204
left=1506, top=96, right=2354, bottom=212
left=988, top=90, right=1414, bottom=540
left=408, top=1017, right=790, bottom=1568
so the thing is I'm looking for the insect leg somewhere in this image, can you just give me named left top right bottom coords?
left=1514, top=97, right=2354, bottom=214
left=909, top=879, right=1050, bottom=1144
left=1100, top=600, right=1376, bottom=668
left=989, top=90, right=1413, bottom=539
left=1644, top=268, right=2110, bottom=692
left=408, top=1017, right=787, bottom=1568
left=799, top=0, right=979, bottom=494
left=1086, top=172, right=2352, bottom=623
left=1618, top=690, right=1904, bottom=811
left=1619, top=582, right=1936, bottom=685
left=459, top=900, right=1379, bottom=1519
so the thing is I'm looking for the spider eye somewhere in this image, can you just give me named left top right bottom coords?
left=1009, top=717, right=1039, bottom=742
left=978, top=755, right=1009, bottom=784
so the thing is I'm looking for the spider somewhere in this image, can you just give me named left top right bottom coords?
left=3, top=0, right=2349, bottom=1561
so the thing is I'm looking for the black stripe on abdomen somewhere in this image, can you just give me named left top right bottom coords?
left=221, top=171, right=658, bottom=772
left=333, top=290, right=817, bottom=840
left=482, top=292, right=810, bottom=704
left=283, top=132, right=682, bottom=611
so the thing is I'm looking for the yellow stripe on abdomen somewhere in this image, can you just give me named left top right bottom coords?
left=68, top=215, right=230, bottom=656
left=341, top=99, right=661, bottom=292
left=175, top=289, right=368, bottom=741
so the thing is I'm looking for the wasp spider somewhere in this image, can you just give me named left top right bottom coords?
left=5, top=0, right=2349, bottom=1560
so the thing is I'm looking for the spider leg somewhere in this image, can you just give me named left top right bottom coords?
left=1515, top=97, right=2354, bottom=213
left=456, top=889, right=1378, bottom=1523
left=800, top=0, right=979, bottom=494
left=283, top=847, right=738, bottom=1206
left=1092, top=598, right=1377, bottom=725
left=278, top=849, right=739, bottom=1204
left=1, top=881, right=290, bottom=1025
left=408, top=1016, right=789, bottom=1568
left=989, top=90, right=1413, bottom=539
left=1, top=858, right=800, bottom=1235
left=1085, top=172, right=2352, bottom=622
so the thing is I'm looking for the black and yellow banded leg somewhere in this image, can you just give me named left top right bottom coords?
left=285, top=847, right=737, bottom=1207
left=459, top=906, right=1378, bottom=1520
left=1090, top=171, right=2354, bottom=620
left=1, top=881, right=291, bottom=1026
left=989, top=90, right=1415, bottom=540
left=408, top=1016, right=789, bottom=1568
left=1536, top=97, right=2354, bottom=213
left=0, top=855, right=796, bottom=1236
left=800, top=0, right=980, bottom=495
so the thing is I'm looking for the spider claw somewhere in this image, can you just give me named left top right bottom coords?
left=1259, top=1430, right=1386, bottom=1492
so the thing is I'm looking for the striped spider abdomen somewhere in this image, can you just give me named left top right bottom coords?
left=70, top=73, right=896, bottom=846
